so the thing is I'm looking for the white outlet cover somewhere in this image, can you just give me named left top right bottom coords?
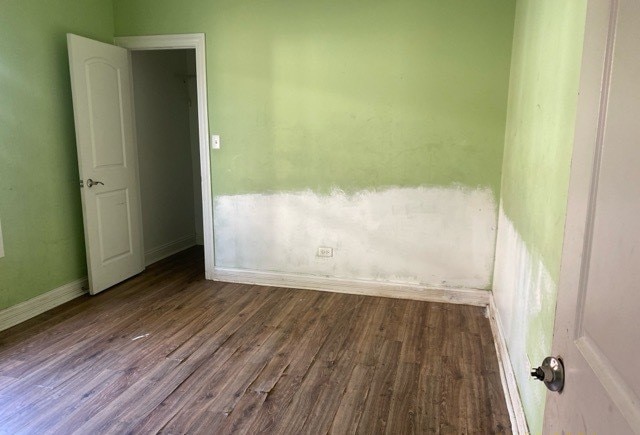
left=317, top=246, right=333, bottom=258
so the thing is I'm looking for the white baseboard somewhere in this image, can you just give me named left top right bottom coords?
left=145, top=235, right=197, bottom=266
left=487, top=295, right=529, bottom=434
left=0, top=278, right=88, bottom=332
left=212, top=267, right=490, bottom=306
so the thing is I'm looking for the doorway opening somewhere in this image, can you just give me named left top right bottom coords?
left=131, top=49, right=202, bottom=266
left=115, top=34, right=214, bottom=277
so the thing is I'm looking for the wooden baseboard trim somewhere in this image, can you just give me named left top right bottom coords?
left=0, top=278, right=88, bottom=332
left=145, top=235, right=197, bottom=266
left=487, top=295, right=529, bottom=434
left=212, top=267, right=490, bottom=306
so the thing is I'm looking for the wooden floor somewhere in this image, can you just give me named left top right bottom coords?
left=0, top=248, right=511, bottom=434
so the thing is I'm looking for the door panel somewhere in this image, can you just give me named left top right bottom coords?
left=545, top=0, right=640, bottom=432
left=68, top=34, right=144, bottom=294
left=86, top=61, right=128, bottom=168
left=96, top=189, right=134, bottom=264
left=581, top=0, right=640, bottom=391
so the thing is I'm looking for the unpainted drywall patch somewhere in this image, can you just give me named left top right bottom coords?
left=214, top=186, right=497, bottom=289
left=493, top=205, right=557, bottom=434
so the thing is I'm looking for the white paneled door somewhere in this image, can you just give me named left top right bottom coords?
left=67, top=34, right=144, bottom=295
left=545, top=0, right=640, bottom=433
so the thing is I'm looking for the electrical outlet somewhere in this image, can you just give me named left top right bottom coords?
left=317, top=246, right=333, bottom=258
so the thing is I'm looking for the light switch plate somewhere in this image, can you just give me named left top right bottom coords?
left=0, top=218, right=5, bottom=258
left=211, top=134, right=221, bottom=149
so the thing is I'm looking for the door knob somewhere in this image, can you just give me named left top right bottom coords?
left=531, top=356, right=564, bottom=392
left=86, top=178, right=104, bottom=188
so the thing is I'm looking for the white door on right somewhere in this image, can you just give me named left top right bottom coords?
left=545, top=0, right=640, bottom=433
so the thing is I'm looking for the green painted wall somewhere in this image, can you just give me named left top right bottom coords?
left=499, top=0, right=587, bottom=432
left=0, top=0, right=114, bottom=310
left=1, top=1, right=515, bottom=310
left=501, top=0, right=587, bottom=282
left=114, top=0, right=515, bottom=197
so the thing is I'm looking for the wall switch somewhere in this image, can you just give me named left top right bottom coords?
left=317, top=246, right=333, bottom=258
left=0, top=218, right=5, bottom=258
left=211, top=134, right=221, bottom=149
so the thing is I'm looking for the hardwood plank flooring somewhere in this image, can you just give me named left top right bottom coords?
left=0, top=247, right=511, bottom=434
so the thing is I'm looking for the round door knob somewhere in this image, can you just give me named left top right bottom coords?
left=531, top=356, right=564, bottom=392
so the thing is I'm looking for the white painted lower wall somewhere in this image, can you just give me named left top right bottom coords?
left=214, top=186, right=497, bottom=289
left=493, top=205, right=557, bottom=434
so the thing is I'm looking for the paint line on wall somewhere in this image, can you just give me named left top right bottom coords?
left=214, top=185, right=497, bottom=290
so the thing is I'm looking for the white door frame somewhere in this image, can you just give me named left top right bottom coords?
left=114, top=33, right=215, bottom=279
